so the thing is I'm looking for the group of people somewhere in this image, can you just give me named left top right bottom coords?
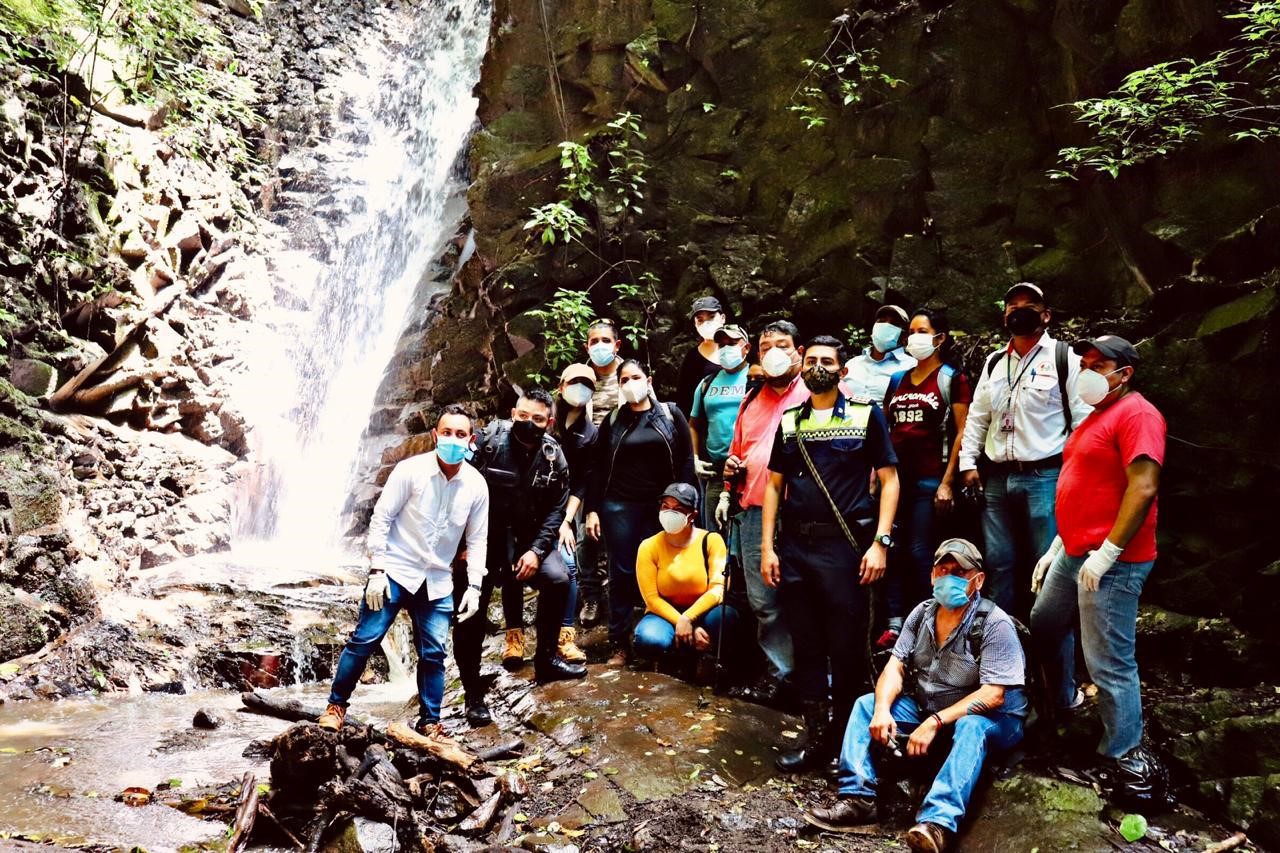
left=314, top=284, right=1168, bottom=853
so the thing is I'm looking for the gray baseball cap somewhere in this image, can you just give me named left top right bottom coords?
left=934, top=538, right=985, bottom=572
left=1073, top=335, right=1140, bottom=367
left=660, top=482, right=700, bottom=510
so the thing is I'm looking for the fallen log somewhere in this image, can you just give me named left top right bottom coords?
left=227, top=771, right=259, bottom=853
left=477, top=738, right=525, bottom=762
left=385, top=721, right=477, bottom=772
left=241, top=691, right=361, bottom=727
left=1203, top=832, right=1249, bottom=853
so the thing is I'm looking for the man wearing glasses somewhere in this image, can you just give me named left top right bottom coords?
left=806, top=538, right=1028, bottom=853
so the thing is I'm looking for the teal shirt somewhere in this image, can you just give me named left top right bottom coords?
left=690, top=368, right=749, bottom=462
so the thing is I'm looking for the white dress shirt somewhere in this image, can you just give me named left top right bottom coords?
left=958, top=331, right=1094, bottom=470
left=840, top=347, right=917, bottom=402
left=366, top=451, right=489, bottom=598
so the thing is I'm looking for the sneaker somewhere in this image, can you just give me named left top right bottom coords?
left=1063, top=687, right=1086, bottom=712
left=804, top=796, right=878, bottom=832
left=875, top=628, right=900, bottom=650
left=317, top=703, right=346, bottom=730
left=557, top=627, right=587, bottom=662
left=905, top=821, right=952, bottom=853
left=502, top=628, right=526, bottom=670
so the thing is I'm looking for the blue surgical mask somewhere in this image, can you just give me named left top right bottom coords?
left=718, top=345, right=745, bottom=370
left=436, top=436, right=469, bottom=465
left=871, top=322, right=902, bottom=353
left=932, top=574, right=972, bottom=610
left=588, top=343, right=616, bottom=367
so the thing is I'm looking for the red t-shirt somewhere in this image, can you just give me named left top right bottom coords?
left=1056, top=392, right=1166, bottom=562
left=885, top=366, right=973, bottom=480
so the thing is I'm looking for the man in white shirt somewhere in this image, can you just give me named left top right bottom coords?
left=318, top=404, right=490, bottom=736
left=840, top=304, right=917, bottom=402
left=958, top=284, right=1092, bottom=619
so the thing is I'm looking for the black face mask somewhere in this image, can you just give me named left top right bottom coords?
left=802, top=366, right=841, bottom=394
left=512, top=419, right=546, bottom=445
left=1005, top=306, right=1043, bottom=336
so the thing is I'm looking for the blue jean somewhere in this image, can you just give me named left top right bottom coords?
left=837, top=693, right=1024, bottom=832
left=1030, top=552, right=1153, bottom=758
left=730, top=505, right=793, bottom=679
left=632, top=605, right=738, bottom=660
left=887, top=477, right=941, bottom=621
left=601, top=499, right=662, bottom=646
left=328, top=576, right=453, bottom=723
left=981, top=467, right=1060, bottom=619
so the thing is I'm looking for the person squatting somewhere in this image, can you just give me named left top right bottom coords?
left=317, top=284, right=1167, bottom=853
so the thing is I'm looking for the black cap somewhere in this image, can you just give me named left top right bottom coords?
left=1073, top=335, right=1140, bottom=367
left=714, top=323, right=749, bottom=344
left=660, top=482, right=700, bottom=510
left=1004, top=282, right=1045, bottom=304
left=690, top=296, right=723, bottom=317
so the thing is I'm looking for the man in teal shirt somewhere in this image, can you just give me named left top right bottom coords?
left=690, top=324, right=751, bottom=531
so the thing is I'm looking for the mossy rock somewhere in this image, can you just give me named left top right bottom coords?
left=0, top=585, right=49, bottom=661
left=1198, top=774, right=1280, bottom=849
left=1171, top=710, right=1280, bottom=780
left=961, top=773, right=1109, bottom=852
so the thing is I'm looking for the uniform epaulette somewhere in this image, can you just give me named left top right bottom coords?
left=845, top=394, right=874, bottom=406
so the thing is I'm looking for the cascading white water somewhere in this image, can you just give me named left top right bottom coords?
left=233, top=0, right=492, bottom=557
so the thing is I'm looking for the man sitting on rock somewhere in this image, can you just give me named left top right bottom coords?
left=806, top=538, right=1028, bottom=853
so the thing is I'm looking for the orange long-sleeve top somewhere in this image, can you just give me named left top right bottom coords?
left=635, top=529, right=727, bottom=625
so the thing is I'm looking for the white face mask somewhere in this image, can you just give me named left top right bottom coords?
left=761, top=346, right=794, bottom=378
left=659, top=509, right=691, bottom=534
left=871, top=322, right=902, bottom=353
left=718, top=345, right=746, bottom=370
left=696, top=317, right=724, bottom=340
left=562, top=383, right=592, bottom=408
left=1078, top=367, right=1124, bottom=406
left=905, top=332, right=939, bottom=360
left=621, top=378, right=649, bottom=404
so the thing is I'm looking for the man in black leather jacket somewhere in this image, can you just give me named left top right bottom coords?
left=452, top=389, right=587, bottom=726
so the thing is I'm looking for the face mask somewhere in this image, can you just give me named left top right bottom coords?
left=718, top=345, right=746, bottom=370
left=905, top=332, right=939, bottom=361
left=1078, top=368, right=1124, bottom=406
left=588, top=342, right=616, bottom=367
left=802, top=366, right=840, bottom=394
left=932, top=573, right=973, bottom=609
left=436, top=435, right=470, bottom=465
left=1005, top=306, right=1043, bottom=337
left=659, top=509, right=691, bottom=534
left=511, top=419, right=545, bottom=445
left=562, top=383, right=593, bottom=408
left=696, top=318, right=724, bottom=341
left=761, top=346, right=795, bottom=378
left=621, top=378, right=649, bottom=404
left=871, top=322, right=902, bottom=353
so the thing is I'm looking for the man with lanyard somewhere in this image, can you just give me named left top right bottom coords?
left=958, top=283, right=1092, bottom=622
left=762, top=335, right=900, bottom=772
left=806, top=538, right=1027, bottom=853
left=690, top=323, right=751, bottom=532
left=318, top=404, right=488, bottom=740
left=454, top=389, right=587, bottom=726
left=840, top=304, right=917, bottom=401
left=715, top=320, right=809, bottom=707
left=1030, top=336, right=1167, bottom=806
left=579, top=318, right=624, bottom=626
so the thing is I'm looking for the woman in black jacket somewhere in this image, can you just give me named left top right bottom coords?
left=585, top=360, right=696, bottom=663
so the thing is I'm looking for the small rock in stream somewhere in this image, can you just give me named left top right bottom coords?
left=192, top=707, right=225, bottom=729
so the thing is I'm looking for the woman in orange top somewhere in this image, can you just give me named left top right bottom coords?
left=632, top=483, right=738, bottom=662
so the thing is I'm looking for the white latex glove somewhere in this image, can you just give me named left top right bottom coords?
left=456, top=587, right=482, bottom=622
left=694, top=457, right=716, bottom=478
left=714, top=491, right=731, bottom=528
left=1078, top=540, right=1124, bottom=592
left=365, top=572, right=389, bottom=611
left=1031, top=536, right=1064, bottom=594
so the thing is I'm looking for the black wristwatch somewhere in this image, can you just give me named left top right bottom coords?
left=468, top=583, right=482, bottom=592
left=875, top=533, right=894, bottom=549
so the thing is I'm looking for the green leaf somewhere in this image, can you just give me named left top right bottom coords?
left=0, top=663, right=18, bottom=679
left=1119, top=813, right=1148, bottom=842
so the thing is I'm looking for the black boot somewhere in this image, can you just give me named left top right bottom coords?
left=777, top=699, right=832, bottom=773
left=536, top=655, right=588, bottom=684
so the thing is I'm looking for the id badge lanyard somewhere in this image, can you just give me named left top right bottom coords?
left=1001, top=344, right=1042, bottom=433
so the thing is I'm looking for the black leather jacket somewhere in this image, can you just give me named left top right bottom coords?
left=472, top=420, right=570, bottom=565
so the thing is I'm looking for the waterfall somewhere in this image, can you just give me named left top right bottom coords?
left=233, top=0, right=492, bottom=556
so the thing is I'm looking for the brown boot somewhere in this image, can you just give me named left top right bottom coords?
left=317, top=703, right=346, bottom=730
left=804, top=796, right=878, bottom=832
left=502, top=628, right=526, bottom=670
left=905, top=822, right=952, bottom=853
left=557, top=627, right=587, bottom=662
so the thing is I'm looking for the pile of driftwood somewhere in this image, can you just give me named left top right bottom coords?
left=238, top=691, right=527, bottom=851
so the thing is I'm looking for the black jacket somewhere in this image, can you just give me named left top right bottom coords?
left=585, top=398, right=697, bottom=513
left=472, top=420, right=570, bottom=565
left=553, top=401, right=598, bottom=503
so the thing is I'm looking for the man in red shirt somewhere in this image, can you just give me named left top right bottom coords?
left=1029, top=335, right=1167, bottom=807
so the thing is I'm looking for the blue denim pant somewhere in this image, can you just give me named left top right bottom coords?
left=327, top=576, right=453, bottom=723
left=981, top=467, right=1060, bottom=619
left=730, top=505, right=793, bottom=680
left=837, top=693, right=1024, bottom=832
left=633, top=605, right=738, bottom=660
left=601, top=499, right=662, bottom=646
left=1030, top=552, right=1153, bottom=758
left=887, top=477, right=941, bottom=621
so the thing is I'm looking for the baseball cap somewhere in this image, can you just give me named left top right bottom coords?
left=660, top=482, right=700, bottom=510
left=875, top=304, right=910, bottom=325
left=933, top=538, right=985, bottom=573
left=560, top=363, right=597, bottom=388
left=1073, top=335, right=1140, bottom=367
left=690, top=296, right=723, bottom=317
left=714, top=324, right=749, bottom=344
left=1004, top=282, right=1046, bottom=304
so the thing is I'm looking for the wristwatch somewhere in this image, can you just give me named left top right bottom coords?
left=875, top=533, right=894, bottom=549
left=468, top=583, right=482, bottom=592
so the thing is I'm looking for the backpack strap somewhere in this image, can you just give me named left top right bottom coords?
left=938, top=363, right=955, bottom=410
left=983, top=349, right=1003, bottom=378
left=883, top=369, right=908, bottom=409
left=1055, top=340, right=1073, bottom=434
left=701, top=530, right=710, bottom=583
left=693, top=374, right=715, bottom=413
left=966, top=597, right=997, bottom=664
